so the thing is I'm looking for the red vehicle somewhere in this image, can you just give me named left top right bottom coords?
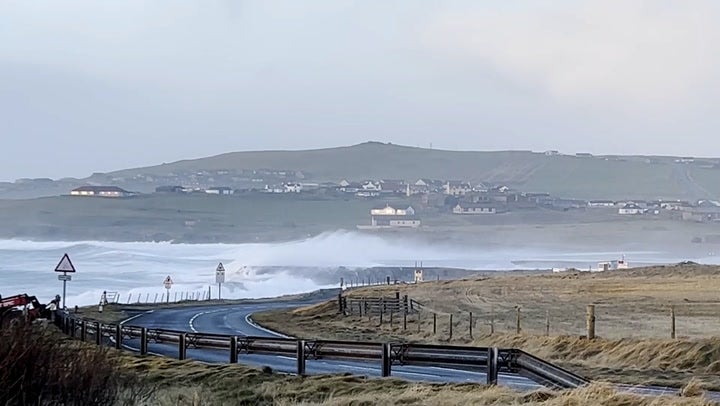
left=0, top=294, right=57, bottom=326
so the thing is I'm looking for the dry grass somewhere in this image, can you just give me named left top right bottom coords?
left=253, top=264, right=720, bottom=390
left=120, top=354, right=717, bottom=406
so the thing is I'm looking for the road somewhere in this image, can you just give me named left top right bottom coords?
left=123, top=302, right=717, bottom=400
left=123, top=301, right=540, bottom=390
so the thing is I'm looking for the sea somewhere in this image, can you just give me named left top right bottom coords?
left=1, top=231, right=718, bottom=306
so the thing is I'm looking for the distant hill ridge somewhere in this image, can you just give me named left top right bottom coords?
left=104, top=142, right=720, bottom=200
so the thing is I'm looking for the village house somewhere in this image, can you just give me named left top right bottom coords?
left=367, top=204, right=420, bottom=228
left=70, top=186, right=133, bottom=198
left=283, top=183, right=302, bottom=193
left=588, top=200, right=615, bottom=207
left=452, top=202, right=497, bottom=215
left=444, top=181, right=472, bottom=196
left=618, top=203, right=645, bottom=215
left=370, top=204, right=415, bottom=216
left=379, top=180, right=407, bottom=195
left=205, top=186, right=234, bottom=195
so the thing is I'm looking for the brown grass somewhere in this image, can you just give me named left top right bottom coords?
left=253, top=264, right=720, bottom=390
left=122, top=354, right=717, bottom=406
left=6, top=321, right=714, bottom=405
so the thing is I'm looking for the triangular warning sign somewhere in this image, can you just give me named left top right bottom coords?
left=216, top=263, right=225, bottom=273
left=54, top=253, right=76, bottom=273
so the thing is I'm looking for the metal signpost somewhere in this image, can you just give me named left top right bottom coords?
left=54, top=253, right=76, bottom=310
left=163, top=276, right=173, bottom=303
left=215, top=263, right=225, bottom=300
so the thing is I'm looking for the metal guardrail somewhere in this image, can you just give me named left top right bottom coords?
left=55, top=312, right=589, bottom=390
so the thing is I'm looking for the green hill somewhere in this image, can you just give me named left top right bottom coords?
left=106, top=142, right=720, bottom=200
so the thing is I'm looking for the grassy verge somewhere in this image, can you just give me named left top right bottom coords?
left=252, top=264, right=720, bottom=391
left=3, top=321, right=716, bottom=405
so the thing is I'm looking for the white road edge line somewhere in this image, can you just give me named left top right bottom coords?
left=189, top=312, right=204, bottom=333
left=120, top=310, right=154, bottom=325
left=244, top=314, right=291, bottom=338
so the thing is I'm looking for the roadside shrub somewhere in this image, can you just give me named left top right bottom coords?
left=0, top=321, right=152, bottom=406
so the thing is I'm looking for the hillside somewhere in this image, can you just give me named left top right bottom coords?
left=105, top=142, right=720, bottom=200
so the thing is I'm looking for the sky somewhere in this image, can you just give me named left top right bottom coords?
left=1, top=1, right=719, bottom=181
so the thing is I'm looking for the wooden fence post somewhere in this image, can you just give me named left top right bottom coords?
left=545, top=310, right=550, bottom=336
left=516, top=307, right=521, bottom=334
left=586, top=304, right=596, bottom=340
left=449, top=314, right=453, bottom=340
left=670, top=305, right=676, bottom=339
left=469, top=312, right=473, bottom=339
left=403, top=312, right=407, bottom=330
left=433, top=313, right=437, bottom=335
left=490, top=308, right=495, bottom=335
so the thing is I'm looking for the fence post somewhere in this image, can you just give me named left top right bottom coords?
left=545, top=310, right=550, bottom=336
left=671, top=305, right=676, bottom=339
left=338, top=293, right=343, bottom=313
left=490, top=308, right=495, bottom=335
left=80, top=320, right=87, bottom=341
left=417, top=313, right=421, bottom=333
left=516, top=307, right=521, bottom=334
left=390, top=311, right=394, bottom=328
left=449, top=314, right=453, bottom=340
left=586, top=304, right=596, bottom=340
left=296, top=340, right=306, bottom=376
left=139, top=327, right=148, bottom=355
left=95, top=322, right=102, bottom=345
left=70, top=318, right=76, bottom=338
left=487, top=347, right=499, bottom=385
left=381, top=343, right=392, bottom=377
left=433, top=313, right=437, bottom=335
left=178, top=333, right=187, bottom=360
left=115, top=325, right=122, bottom=349
left=469, top=312, right=473, bottom=339
left=386, top=276, right=390, bottom=285
left=403, top=312, right=407, bottom=330
left=230, top=336, right=238, bottom=363
left=379, top=308, right=383, bottom=325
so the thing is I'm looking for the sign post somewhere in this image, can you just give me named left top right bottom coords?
left=54, top=253, right=76, bottom=310
left=215, top=263, right=225, bottom=300
left=163, top=276, right=173, bottom=303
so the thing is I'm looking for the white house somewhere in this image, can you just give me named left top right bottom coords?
left=283, top=183, right=302, bottom=193
left=618, top=203, right=644, bottom=215
left=361, top=181, right=382, bottom=191
left=588, top=200, right=616, bottom=208
left=206, top=187, right=234, bottom=195
left=70, top=186, right=132, bottom=198
left=452, top=203, right=497, bottom=215
left=370, top=204, right=415, bottom=216
left=444, top=181, right=472, bottom=196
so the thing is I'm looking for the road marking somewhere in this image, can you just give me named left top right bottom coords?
left=189, top=312, right=204, bottom=333
left=243, top=314, right=291, bottom=338
left=120, top=310, right=153, bottom=325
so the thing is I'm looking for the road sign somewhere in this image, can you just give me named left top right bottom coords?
left=54, top=253, right=76, bottom=273
left=215, top=263, right=226, bottom=284
left=58, top=274, right=72, bottom=281
left=163, top=276, right=173, bottom=289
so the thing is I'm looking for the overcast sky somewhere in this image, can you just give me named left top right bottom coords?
left=1, top=1, right=719, bottom=181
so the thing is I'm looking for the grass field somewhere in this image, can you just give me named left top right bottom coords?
left=253, top=264, right=720, bottom=390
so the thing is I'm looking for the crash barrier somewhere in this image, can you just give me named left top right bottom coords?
left=54, top=312, right=589, bottom=390
left=339, top=292, right=422, bottom=316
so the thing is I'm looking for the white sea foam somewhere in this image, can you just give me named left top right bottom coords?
left=0, top=231, right=715, bottom=306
